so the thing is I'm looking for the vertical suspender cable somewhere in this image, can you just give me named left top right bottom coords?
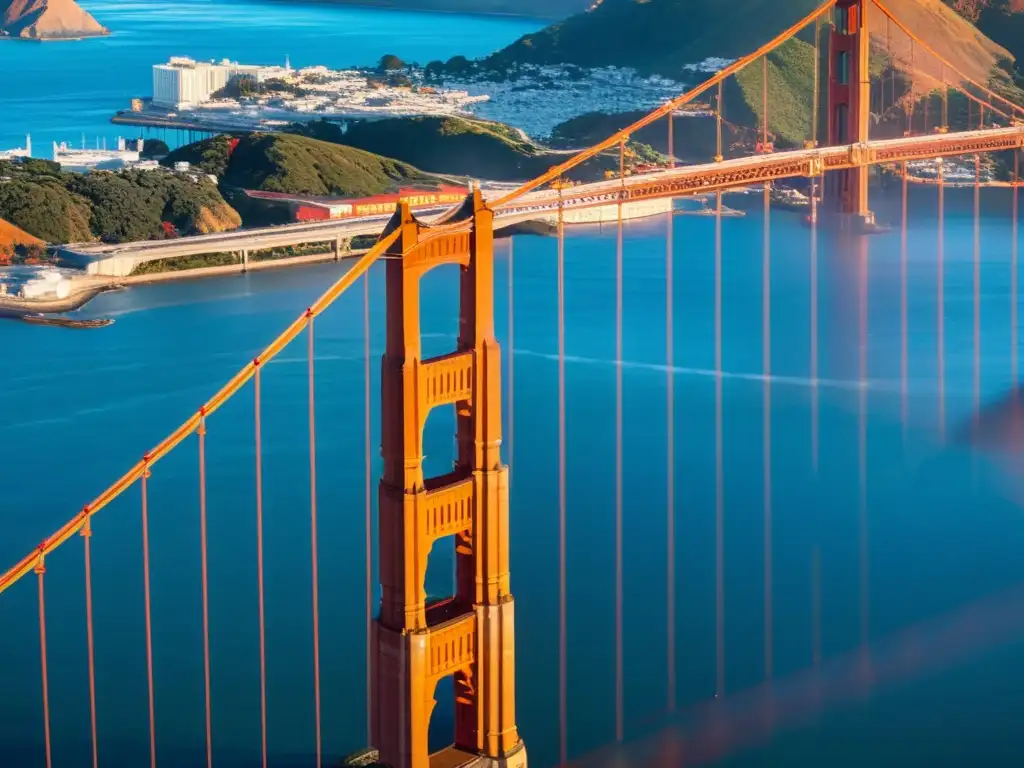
left=364, top=272, right=373, bottom=748
left=941, top=66, right=948, bottom=131
left=615, top=138, right=625, bottom=744
left=908, top=40, right=915, bottom=135
left=36, top=552, right=52, bottom=768
left=141, top=465, right=157, bottom=768
left=762, top=55, right=769, bottom=148
left=885, top=16, right=892, bottom=113
left=761, top=57, right=771, bottom=655
left=813, top=16, right=820, bottom=146
left=667, top=109, right=675, bottom=168
left=811, top=175, right=819, bottom=472
left=716, top=81, right=724, bottom=162
left=938, top=162, right=946, bottom=441
left=254, top=363, right=268, bottom=768
left=714, top=187, right=725, bottom=699
left=557, top=182, right=568, bottom=766
left=763, top=171, right=772, bottom=684
left=1014, top=152, right=1020, bottom=387
left=198, top=413, right=213, bottom=768
left=858, top=241, right=869, bottom=655
left=508, top=239, right=515, bottom=474
left=973, top=161, right=981, bottom=440
left=974, top=112, right=983, bottom=442
left=308, top=316, right=322, bottom=768
left=82, top=514, right=99, bottom=768
left=901, top=163, right=909, bottom=434
left=665, top=163, right=676, bottom=714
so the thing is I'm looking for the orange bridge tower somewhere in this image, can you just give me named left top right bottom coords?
left=828, top=0, right=876, bottom=227
left=372, top=190, right=528, bottom=768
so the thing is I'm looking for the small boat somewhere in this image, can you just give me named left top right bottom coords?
left=770, top=184, right=811, bottom=211
left=677, top=200, right=745, bottom=217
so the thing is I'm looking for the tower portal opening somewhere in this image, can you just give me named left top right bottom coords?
left=419, top=263, right=462, bottom=360
left=428, top=676, right=456, bottom=755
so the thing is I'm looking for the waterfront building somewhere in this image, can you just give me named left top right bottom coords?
left=152, top=57, right=285, bottom=109
left=52, top=137, right=143, bottom=171
left=0, top=135, right=32, bottom=160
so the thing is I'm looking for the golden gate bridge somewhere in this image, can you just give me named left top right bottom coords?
left=4, top=0, right=1024, bottom=766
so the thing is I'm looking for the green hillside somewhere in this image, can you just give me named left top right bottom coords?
left=484, top=0, right=822, bottom=74
left=0, top=159, right=239, bottom=245
left=163, top=133, right=438, bottom=197
left=484, top=0, right=1023, bottom=149
left=285, top=116, right=641, bottom=182
left=286, top=116, right=557, bottom=180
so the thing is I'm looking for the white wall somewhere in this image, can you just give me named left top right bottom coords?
left=152, top=64, right=232, bottom=109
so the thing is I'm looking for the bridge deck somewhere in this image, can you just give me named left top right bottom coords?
left=58, top=126, right=1024, bottom=269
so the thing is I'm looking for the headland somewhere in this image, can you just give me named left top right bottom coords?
left=0, top=0, right=108, bottom=41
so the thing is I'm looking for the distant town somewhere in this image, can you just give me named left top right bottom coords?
left=113, top=55, right=492, bottom=134
left=109, top=54, right=705, bottom=139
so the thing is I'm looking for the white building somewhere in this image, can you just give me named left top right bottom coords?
left=52, top=137, right=142, bottom=171
left=152, top=57, right=283, bottom=109
left=0, top=134, right=32, bottom=160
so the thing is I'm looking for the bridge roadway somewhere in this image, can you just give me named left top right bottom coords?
left=60, top=125, right=1024, bottom=274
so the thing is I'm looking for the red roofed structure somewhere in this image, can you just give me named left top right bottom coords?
left=243, top=185, right=469, bottom=222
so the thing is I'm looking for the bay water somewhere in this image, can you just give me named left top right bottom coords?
left=2, top=1, right=1024, bottom=765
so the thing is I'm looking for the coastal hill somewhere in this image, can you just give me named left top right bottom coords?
left=289, top=116, right=558, bottom=180
left=1, top=0, right=108, bottom=40
left=486, top=0, right=1009, bottom=87
left=285, top=116, right=639, bottom=182
left=163, top=133, right=444, bottom=197
left=0, top=159, right=239, bottom=245
left=479, top=0, right=1019, bottom=148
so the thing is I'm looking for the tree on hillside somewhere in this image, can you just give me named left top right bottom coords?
left=141, top=139, right=170, bottom=159
left=378, top=54, right=406, bottom=72
left=68, top=173, right=164, bottom=243
left=424, top=60, right=445, bottom=82
left=0, top=181, right=92, bottom=243
left=444, top=55, right=472, bottom=75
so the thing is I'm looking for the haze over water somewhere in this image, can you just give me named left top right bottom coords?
left=3, top=1, right=1024, bottom=766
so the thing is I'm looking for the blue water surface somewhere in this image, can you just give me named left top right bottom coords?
left=3, top=185, right=1024, bottom=766
left=0, top=0, right=543, bottom=153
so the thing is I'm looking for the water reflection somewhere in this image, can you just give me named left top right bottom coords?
left=2, top=186, right=1024, bottom=767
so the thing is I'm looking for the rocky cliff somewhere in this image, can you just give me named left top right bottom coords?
left=0, top=0, right=108, bottom=40
left=0, top=217, right=44, bottom=261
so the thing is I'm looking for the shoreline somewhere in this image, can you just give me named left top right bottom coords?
left=0, top=276, right=117, bottom=317
left=0, top=249, right=368, bottom=318
left=0, top=32, right=110, bottom=43
left=1, top=201, right=677, bottom=319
